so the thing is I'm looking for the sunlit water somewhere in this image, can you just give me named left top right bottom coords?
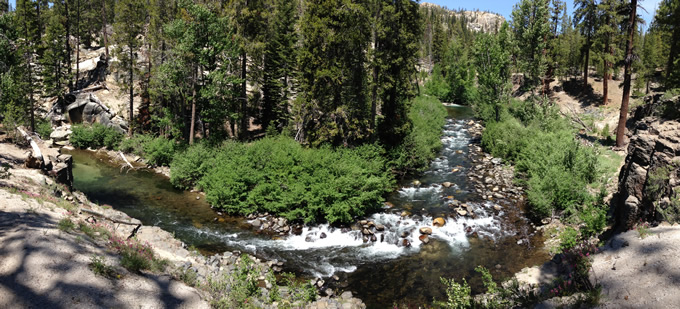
left=68, top=105, right=548, bottom=308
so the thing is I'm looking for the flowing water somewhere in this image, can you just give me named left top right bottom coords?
left=68, top=105, right=549, bottom=308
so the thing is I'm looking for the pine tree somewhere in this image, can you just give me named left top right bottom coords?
left=574, top=0, right=598, bottom=88
left=374, top=0, right=422, bottom=147
left=638, top=31, right=661, bottom=93
left=296, top=0, right=371, bottom=146
left=112, top=0, right=146, bottom=136
left=1, top=10, right=28, bottom=123
left=474, top=22, right=512, bottom=122
left=261, top=0, right=296, bottom=133
left=15, top=0, right=39, bottom=132
left=654, top=0, right=680, bottom=87
left=0, top=0, right=8, bottom=14
left=595, top=0, right=623, bottom=105
left=511, top=0, right=551, bottom=90
left=616, top=0, right=638, bottom=148
left=226, top=0, right=267, bottom=140
left=41, top=1, right=71, bottom=97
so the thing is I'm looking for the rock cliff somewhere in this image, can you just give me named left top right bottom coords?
left=615, top=95, right=680, bottom=229
left=420, top=2, right=505, bottom=33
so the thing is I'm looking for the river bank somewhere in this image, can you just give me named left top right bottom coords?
left=0, top=140, right=367, bottom=308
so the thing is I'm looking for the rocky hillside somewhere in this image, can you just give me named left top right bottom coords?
left=615, top=95, right=680, bottom=229
left=421, top=2, right=505, bottom=32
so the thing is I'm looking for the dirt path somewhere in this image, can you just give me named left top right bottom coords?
left=590, top=224, right=680, bottom=308
left=0, top=169, right=208, bottom=308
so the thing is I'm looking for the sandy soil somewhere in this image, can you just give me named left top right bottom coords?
left=590, top=223, right=680, bottom=308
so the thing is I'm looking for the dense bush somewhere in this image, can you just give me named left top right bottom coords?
left=119, top=134, right=178, bottom=166
left=118, top=134, right=154, bottom=156
left=173, top=137, right=393, bottom=224
left=388, top=95, right=447, bottom=176
left=170, top=142, right=216, bottom=190
left=70, top=123, right=123, bottom=149
left=143, top=137, right=177, bottom=166
left=481, top=104, right=600, bottom=219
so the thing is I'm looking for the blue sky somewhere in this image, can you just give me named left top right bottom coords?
left=424, top=0, right=661, bottom=29
left=7, top=0, right=662, bottom=30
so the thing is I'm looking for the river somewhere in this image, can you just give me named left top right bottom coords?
left=68, top=105, right=548, bottom=308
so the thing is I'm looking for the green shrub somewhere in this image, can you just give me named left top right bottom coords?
left=108, top=235, right=166, bottom=273
left=118, top=134, right=154, bottom=156
left=36, top=119, right=53, bottom=140
left=170, top=142, right=217, bottom=190
left=143, top=137, right=176, bottom=166
left=70, top=123, right=123, bottom=149
left=424, top=66, right=451, bottom=101
left=436, top=277, right=472, bottom=309
left=199, top=137, right=392, bottom=224
left=207, top=255, right=263, bottom=309
left=89, top=255, right=119, bottom=279
left=119, top=134, right=177, bottom=166
left=389, top=95, right=447, bottom=176
left=481, top=118, right=530, bottom=162
left=559, top=227, right=580, bottom=253
left=482, top=107, right=599, bottom=220
left=58, top=218, right=76, bottom=232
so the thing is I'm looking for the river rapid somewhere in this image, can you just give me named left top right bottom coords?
left=68, top=105, right=548, bottom=308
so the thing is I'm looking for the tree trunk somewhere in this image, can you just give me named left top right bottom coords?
left=128, top=46, right=134, bottom=136
left=617, top=0, right=637, bottom=148
left=370, top=1, right=381, bottom=133
left=583, top=34, right=590, bottom=88
left=75, top=0, right=80, bottom=89
left=189, top=65, right=197, bottom=145
left=666, top=28, right=679, bottom=82
left=239, top=51, right=247, bottom=140
left=602, top=35, right=610, bottom=105
left=102, top=0, right=109, bottom=60
left=65, top=0, right=72, bottom=91
left=22, top=0, right=34, bottom=133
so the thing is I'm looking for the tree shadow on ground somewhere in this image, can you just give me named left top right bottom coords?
left=0, top=209, right=194, bottom=308
left=562, top=78, right=602, bottom=108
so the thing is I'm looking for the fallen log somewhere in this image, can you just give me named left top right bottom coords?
left=17, top=127, right=45, bottom=168
left=119, top=151, right=133, bottom=169
left=67, top=84, right=105, bottom=96
left=81, top=208, right=140, bottom=226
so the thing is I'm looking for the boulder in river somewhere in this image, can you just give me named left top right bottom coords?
left=419, top=234, right=430, bottom=244
left=442, top=182, right=453, bottom=188
left=456, top=208, right=468, bottom=216
left=402, top=239, right=411, bottom=247
left=419, top=227, right=432, bottom=235
left=433, top=217, right=446, bottom=227
left=375, top=224, right=385, bottom=231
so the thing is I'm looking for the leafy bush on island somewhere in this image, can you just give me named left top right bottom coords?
left=195, top=137, right=392, bottom=224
